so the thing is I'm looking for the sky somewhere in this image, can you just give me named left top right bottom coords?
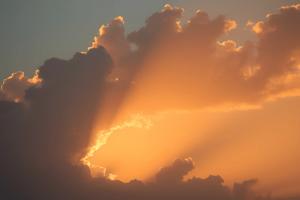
left=1, top=0, right=299, bottom=79
left=1, top=1, right=300, bottom=200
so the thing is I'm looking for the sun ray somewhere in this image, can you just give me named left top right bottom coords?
left=81, top=114, right=153, bottom=178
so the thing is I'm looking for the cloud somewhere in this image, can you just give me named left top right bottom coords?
left=1, top=3, right=300, bottom=200
left=0, top=47, right=113, bottom=199
left=85, top=158, right=271, bottom=200
left=86, top=4, right=300, bottom=115
left=127, top=4, right=184, bottom=51
left=155, top=158, right=195, bottom=184
left=233, top=179, right=259, bottom=200
left=83, top=158, right=267, bottom=200
left=0, top=71, right=40, bottom=102
left=251, top=4, right=300, bottom=97
left=89, top=16, right=130, bottom=63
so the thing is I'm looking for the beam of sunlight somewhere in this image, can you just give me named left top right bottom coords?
left=81, top=114, right=153, bottom=178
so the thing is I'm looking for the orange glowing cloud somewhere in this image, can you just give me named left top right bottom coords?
left=1, top=3, right=300, bottom=200
left=0, top=70, right=41, bottom=102
left=81, top=114, right=152, bottom=178
left=80, top=4, right=300, bottom=196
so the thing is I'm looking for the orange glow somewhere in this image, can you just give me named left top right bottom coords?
left=80, top=4, right=300, bottom=196
left=83, top=97, right=300, bottom=196
left=252, top=21, right=264, bottom=34
left=81, top=114, right=152, bottom=178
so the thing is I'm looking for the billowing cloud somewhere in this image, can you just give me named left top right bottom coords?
left=252, top=4, right=300, bottom=97
left=0, top=47, right=113, bottom=199
left=88, top=4, right=300, bottom=115
left=89, top=16, right=130, bottom=63
left=155, top=158, right=195, bottom=184
left=85, top=158, right=266, bottom=200
left=0, top=71, right=40, bottom=102
left=1, top=3, right=300, bottom=200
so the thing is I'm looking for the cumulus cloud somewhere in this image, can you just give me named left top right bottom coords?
left=89, top=16, right=130, bottom=63
left=0, top=71, right=40, bottom=102
left=1, top=3, right=300, bottom=200
left=155, top=158, right=195, bottom=184
left=0, top=47, right=113, bottom=199
left=87, top=4, right=300, bottom=114
left=83, top=158, right=280, bottom=200
left=83, top=158, right=268, bottom=200
left=252, top=4, right=300, bottom=96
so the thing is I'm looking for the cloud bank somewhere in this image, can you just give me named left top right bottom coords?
left=0, top=3, right=300, bottom=200
left=89, top=4, right=300, bottom=114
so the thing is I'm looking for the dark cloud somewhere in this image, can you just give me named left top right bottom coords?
left=0, top=47, right=113, bottom=199
left=84, top=158, right=296, bottom=200
left=155, top=158, right=195, bottom=184
left=0, top=3, right=300, bottom=200
left=233, top=179, right=259, bottom=200
left=127, top=4, right=184, bottom=52
left=252, top=4, right=300, bottom=95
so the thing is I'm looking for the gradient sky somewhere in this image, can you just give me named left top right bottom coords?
left=1, top=0, right=299, bottom=79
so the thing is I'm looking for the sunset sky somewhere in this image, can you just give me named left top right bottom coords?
left=1, top=0, right=299, bottom=78
left=1, top=1, right=300, bottom=200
